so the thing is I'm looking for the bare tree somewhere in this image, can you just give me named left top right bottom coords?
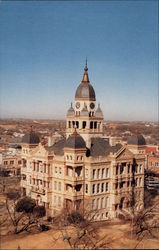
left=52, top=201, right=113, bottom=249
left=5, top=194, right=46, bottom=234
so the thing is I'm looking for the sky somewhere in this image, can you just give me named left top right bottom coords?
left=0, top=0, right=158, bottom=122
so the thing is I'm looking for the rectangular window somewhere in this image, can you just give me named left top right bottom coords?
left=101, top=168, right=104, bottom=178
left=106, top=183, right=109, bottom=192
left=97, top=183, right=100, bottom=193
left=58, top=197, right=61, bottom=206
left=128, top=164, right=130, bottom=174
left=120, top=165, right=124, bottom=174
left=101, top=183, right=104, bottom=192
left=85, top=184, right=88, bottom=193
left=55, top=167, right=57, bottom=174
left=85, top=169, right=88, bottom=179
left=106, top=168, right=109, bottom=178
left=97, top=198, right=100, bottom=209
left=136, top=165, right=138, bottom=173
left=40, top=165, right=43, bottom=173
left=120, top=182, right=124, bottom=189
left=105, top=197, right=108, bottom=208
left=54, top=181, right=57, bottom=190
left=54, top=196, right=56, bottom=205
left=139, top=177, right=142, bottom=186
left=101, top=197, right=104, bottom=208
left=116, top=166, right=118, bottom=175
left=44, top=164, right=46, bottom=173
left=48, top=164, right=50, bottom=174
left=97, top=169, right=100, bottom=179
left=37, top=163, right=39, bottom=172
left=92, top=184, right=95, bottom=194
left=136, top=178, right=138, bottom=187
left=93, top=169, right=96, bottom=179
left=58, top=182, right=61, bottom=191
left=10, top=160, right=14, bottom=165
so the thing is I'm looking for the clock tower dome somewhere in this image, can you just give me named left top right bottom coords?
left=66, top=60, right=103, bottom=147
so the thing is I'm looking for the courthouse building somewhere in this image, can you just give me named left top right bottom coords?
left=21, top=62, right=146, bottom=220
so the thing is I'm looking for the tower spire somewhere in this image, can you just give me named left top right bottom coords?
left=85, top=57, right=87, bottom=68
left=82, top=57, right=89, bottom=83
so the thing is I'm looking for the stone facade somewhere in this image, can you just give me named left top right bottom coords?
left=21, top=62, right=145, bottom=220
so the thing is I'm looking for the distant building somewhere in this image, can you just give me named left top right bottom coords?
left=1, top=150, right=22, bottom=176
left=146, top=145, right=159, bottom=155
left=21, top=62, right=146, bottom=220
left=146, top=145, right=159, bottom=173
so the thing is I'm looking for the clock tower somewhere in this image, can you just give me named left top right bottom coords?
left=66, top=60, right=104, bottom=147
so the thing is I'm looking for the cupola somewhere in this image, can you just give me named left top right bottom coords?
left=22, top=126, right=40, bottom=144
left=65, top=130, right=86, bottom=149
left=67, top=102, right=75, bottom=117
left=95, top=103, right=103, bottom=117
left=128, top=134, right=146, bottom=146
left=75, top=60, right=96, bottom=101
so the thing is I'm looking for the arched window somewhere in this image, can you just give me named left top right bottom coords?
left=76, top=121, right=79, bottom=128
left=90, top=121, right=93, bottom=129
left=83, top=121, right=86, bottom=129
left=94, top=121, right=97, bottom=129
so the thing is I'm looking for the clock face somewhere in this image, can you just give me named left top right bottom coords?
left=90, top=102, right=95, bottom=109
left=76, top=102, right=80, bottom=109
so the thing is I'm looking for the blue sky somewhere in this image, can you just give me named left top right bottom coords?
left=0, top=1, right=158, bottom=121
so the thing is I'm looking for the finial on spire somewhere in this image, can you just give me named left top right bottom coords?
left=82, top=57, right=89, bottom=83
left=84, top=57, right=88, bottom=71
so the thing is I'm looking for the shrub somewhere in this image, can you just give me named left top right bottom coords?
left=15, top=197, right=36, bottom=213
left=40, top=224, right=50, bottom=231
